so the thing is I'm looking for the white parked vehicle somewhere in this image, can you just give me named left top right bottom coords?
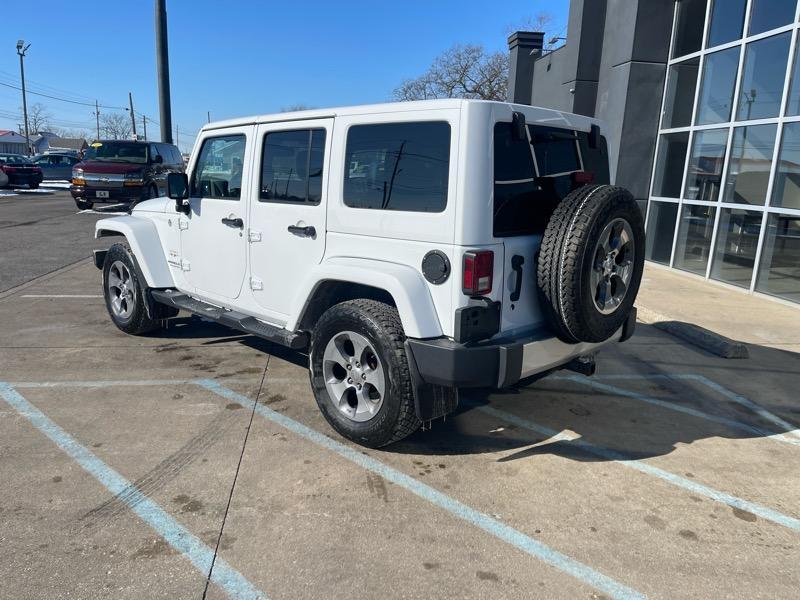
left=94, top=99, right=644, bottom=447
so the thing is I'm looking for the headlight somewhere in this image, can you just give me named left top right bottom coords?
left=124, top=171, right=144, bottom=186
left=72, top=168, right=85, bottom=185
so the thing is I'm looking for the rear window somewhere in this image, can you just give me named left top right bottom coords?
left=343, top=121, right=450, bottom=212
left=493, top=122, right=610, bottom=237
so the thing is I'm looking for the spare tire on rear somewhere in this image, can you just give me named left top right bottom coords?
left=537, top=184, right=644, bottom=344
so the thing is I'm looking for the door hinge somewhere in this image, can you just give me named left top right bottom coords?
left=248, top=229, right=262, bottom=243
left=180, top=259, right=191, bottom=271
left=249, top=277, right=263, bottom=291
left=178, top=219, right=189, bottom=231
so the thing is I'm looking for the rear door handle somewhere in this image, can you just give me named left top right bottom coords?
left=287, top=225, right=316, bottom=237
left=221, top=217, right=243, bottom=228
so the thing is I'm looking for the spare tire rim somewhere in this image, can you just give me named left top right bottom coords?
left=322, top=330, right=385, bottom=423
left=107, top=260, right=135, bottom=319
left=590, top=218, right=635, bottom=315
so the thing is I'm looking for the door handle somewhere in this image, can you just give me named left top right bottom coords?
left=221, top=217, right=244, bottom=228
left=510, top=254, right=524, bottom=302
left=287, top=225, right=316, bottom=237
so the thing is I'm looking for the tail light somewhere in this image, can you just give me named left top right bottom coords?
left=462, top=250, right=493, bottom=296
left=2, top=165, right=15, bottom=173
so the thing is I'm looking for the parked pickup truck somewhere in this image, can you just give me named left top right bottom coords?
left=93, top=99, right=643, bottom=448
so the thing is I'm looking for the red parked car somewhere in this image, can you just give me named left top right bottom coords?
left=0, top=153, right=43, bottom=189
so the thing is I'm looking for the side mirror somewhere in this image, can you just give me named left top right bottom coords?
left=153, top=154, right=164, bottom=164
left=167, top=172, right=190, bottom=214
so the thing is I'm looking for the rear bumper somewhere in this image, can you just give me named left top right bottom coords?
left=7, top=173, right=43, bottom=186
left=406, top=309, right=636, bottom=389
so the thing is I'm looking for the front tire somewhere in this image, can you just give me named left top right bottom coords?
left=75, top=198, right=93, bottom=210
left=102, top=243, right=161, bottom=335
left=310, top=300, right=420, bottom=448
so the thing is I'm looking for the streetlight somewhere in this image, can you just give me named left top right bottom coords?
left=16, top=39, right=31, bottom=155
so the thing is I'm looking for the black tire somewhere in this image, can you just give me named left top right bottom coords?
left=537, top=184, right=645, bottom=344
left=102, top=242, right=161, bottom=335
left=148, top=184, right=158, bottom=199
left=75, top=198, right=93, bottom=210
left=310, top=299, right=420, bottom=448
left=29, top=183, right=39, bottom=189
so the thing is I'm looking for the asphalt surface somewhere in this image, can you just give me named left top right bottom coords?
left=0, top=191, right=798, bottom=599
left=0, top=187, right=113, bottom=293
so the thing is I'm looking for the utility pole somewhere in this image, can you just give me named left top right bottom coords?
left=175, top=124, right=179, bottom=151
left=142, top=115, right=147, bottom=140
left=207, top=111, right=211, bottom=124
left=16, top=40, right=31, bottom=155
left=95, top=100, right=100, bottom=141
left=155, top=0, right=173, bottom=143
left=128, top=92, right=137, bottom=138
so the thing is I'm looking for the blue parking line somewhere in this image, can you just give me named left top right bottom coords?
left=0, top=382, right=267, bottom=600
left=554, top=375, right=800, bottom=447
left=196, top=379, right=646, bottom=600
left=471, top=402, right=800, bottom=532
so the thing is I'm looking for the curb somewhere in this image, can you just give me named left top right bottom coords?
left=636, top=305, right=749, bottom=359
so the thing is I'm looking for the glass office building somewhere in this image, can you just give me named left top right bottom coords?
left=647, top=0, right=800, bottom=304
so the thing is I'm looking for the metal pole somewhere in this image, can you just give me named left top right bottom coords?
left=207, top=111, right=211, bottom=123
left=175, top=125, right=179, bottom=151
left=142, top=115, right=147, bottom=140
left=16, top=41, right=31, bottom=155
left=128, top=92, right=137, bottom=138
left=95, top=100, right=100, bottom=140
left=155, top=0, right=173, bottom=143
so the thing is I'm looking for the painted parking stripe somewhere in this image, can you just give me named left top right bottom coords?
left=554, top=375, right=800, bottom=447
left=0, top=382, right=268, bottom=600
left=20, top=294, right=103, bottom=298
left=196, top=379, right=645, bottom=600
left=470, top=401, right=800, bottom=532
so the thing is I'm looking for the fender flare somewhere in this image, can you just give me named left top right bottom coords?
left=288, top=257, right=444, bottom=339
left=95, top=216, right=175, bottom=288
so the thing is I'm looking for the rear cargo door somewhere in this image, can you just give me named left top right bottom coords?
left=492, top=122, right=607, bottom=335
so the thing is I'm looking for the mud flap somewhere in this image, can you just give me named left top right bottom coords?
left=404, top=340, right=459, bottom=421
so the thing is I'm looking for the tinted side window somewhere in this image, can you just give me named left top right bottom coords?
left=530, top=125, right=581, bottom=176
left=577, top=132, right=610, bottom=184
left=149, top=144, right=161, bottom=163
left=260, top=129, right=326, bottom=203
left=343, top=121, right=450, bottom=212
left=171, top=146, right=182, bottom=165
left=191, top=135, right=246, bottom=200
left=493, top=122, right=558, bottom=237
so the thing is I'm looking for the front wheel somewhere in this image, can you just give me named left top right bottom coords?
left=29, top=183, right=39, bottom=189
left=310, top=299, right=420, bottom=448
left=102, top=243, right=161, bottom=335
left=75, top=198, right=93, bottom=210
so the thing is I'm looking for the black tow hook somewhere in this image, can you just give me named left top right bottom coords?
left=564, top=355, right=596, bottom=377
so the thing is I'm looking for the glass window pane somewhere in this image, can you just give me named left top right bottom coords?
left=771, top=122, right=800, bottom=209
left=530, top=125, right=581, bottom=176
left=785, top=40, right=800, bottom=116
left=653, top=132, right=690, bottom=198
left=661, top=58, right=700, bottom=128
left=707, top=0, right=747, bottom=47
left=674, top=204, right=717, bottom=274
left=748, top=0, right=796, bottom=36
left=645, top=201, right=679, bottom=264
left=191, top=135, right=246, bottom=200
left=722, top=124, right=777, bottom=205
left=696, top=47, right=740, bottom=125
left=684, top=128, right=728, bottom=201
left=260, top=130, right=312, bottom=203
left=343, top=121, right=450, bottom=212
left=736, top=33, right=791, bottom=121
left=756, top=213, right=800, bottom=303
left=672, top=0, right=708, bottom=58
left=710, top=208, right=763, bottom=287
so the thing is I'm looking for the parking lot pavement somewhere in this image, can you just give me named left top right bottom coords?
left=1, top=262, right=799, bottom=599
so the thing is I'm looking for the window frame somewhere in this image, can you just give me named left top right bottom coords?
left=258, top=127, right=327, bottom=206
left=190, top=133, right=247, bottom=201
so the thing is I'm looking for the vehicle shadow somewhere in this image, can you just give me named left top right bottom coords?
left=388, top=324, right=800, bottom=461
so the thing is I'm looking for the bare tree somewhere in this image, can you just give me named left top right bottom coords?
left=508, top=11, right=563, bottom=52
left=394, top=44, right=508, bottom=101
left=100, top=113, right=132, bottom=140
left=27, top=103, right=52, bottom=133
left=51, top=127, right=89, bottom=140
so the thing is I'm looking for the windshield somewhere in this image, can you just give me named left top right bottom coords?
left=84, top=142, right=148, bottom=164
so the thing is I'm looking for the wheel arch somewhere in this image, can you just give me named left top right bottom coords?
left=95, top=216, right=174, bottom=288
left=289, top=258, right=444, bottom=340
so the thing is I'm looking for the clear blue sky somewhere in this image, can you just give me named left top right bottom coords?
left=1, top=0, right=568, bottom=152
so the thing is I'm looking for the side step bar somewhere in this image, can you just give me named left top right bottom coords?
left=150, top=289, right=308, bottom=350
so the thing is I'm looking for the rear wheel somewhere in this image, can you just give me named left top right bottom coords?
left=537, top=184, right=644, bottom=343
left=29, top=182, right=39, bottom=189
left=310, top=299, right=420, bottom=448
left=102, top=243, right=161, bottom=335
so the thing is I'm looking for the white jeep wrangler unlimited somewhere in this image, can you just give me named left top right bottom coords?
left=94, top=99, right=643, bottom=448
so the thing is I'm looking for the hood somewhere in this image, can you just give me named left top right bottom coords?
left=132, top=197, right=172, bottom=213
left=76, top=160, right=144, bottom=174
